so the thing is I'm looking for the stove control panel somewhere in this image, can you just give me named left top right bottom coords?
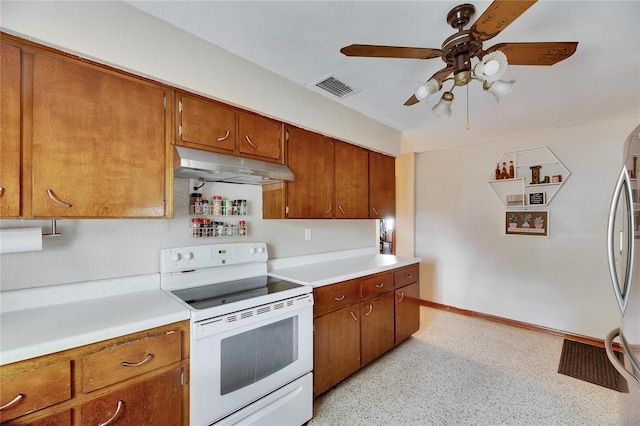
left=161, top=242, right=268, bottom=273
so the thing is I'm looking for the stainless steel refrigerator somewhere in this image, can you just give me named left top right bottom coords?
left=606, top=123, right=640, bottom=392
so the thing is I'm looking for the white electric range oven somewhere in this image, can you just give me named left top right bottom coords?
left=160, top=242, right=313, bottom=426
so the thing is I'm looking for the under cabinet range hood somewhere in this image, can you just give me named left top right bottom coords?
left=174, top=146, right=294, bottom=185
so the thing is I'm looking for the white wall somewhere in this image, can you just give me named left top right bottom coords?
left=415, top=112, right=639, bottom=338
left=0, top=1, right=385, bottom=291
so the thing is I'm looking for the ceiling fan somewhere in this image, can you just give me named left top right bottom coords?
left=340, top=0, right=578, bottom=115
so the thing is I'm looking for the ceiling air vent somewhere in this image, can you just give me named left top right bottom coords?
left=313, top=75, right=357, bottom=98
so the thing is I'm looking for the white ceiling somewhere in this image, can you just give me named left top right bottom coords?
left=125, top=1, right=640, bottom=152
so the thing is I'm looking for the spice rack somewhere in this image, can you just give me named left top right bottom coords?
left=190, top=194, right=248, bottom=238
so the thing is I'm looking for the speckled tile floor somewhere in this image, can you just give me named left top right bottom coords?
left=308, top=306, right=640, bottom=426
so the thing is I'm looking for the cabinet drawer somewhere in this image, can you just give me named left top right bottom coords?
left=313, top=279, right=360, bottom=317
left=394, top=265, right=419, bottom=288
left=81, top=331, right=182, bottom=393
left=0, top=360, right=71, bottom=421
left=361, top=272, right=393, bottom=299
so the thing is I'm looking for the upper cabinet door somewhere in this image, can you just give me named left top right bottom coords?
left=0, top=43, right=21, bottom=218
left=335, top=141, right=369, bottom=219
left=238, top=112, right=282, bottom=162
left=178, top=94, right=236, bottom=153
left=286, top=126, right=334, bottom=218
left=31, top=53, right=168, bottom=218
left=369, top=151, right=396, bottom=219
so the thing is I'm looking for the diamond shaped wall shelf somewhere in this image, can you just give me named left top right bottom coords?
left=487, top=146, right=570, bottom=208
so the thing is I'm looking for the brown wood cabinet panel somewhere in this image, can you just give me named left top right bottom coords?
left=335, top=141, right=369, bottom=218
left=81, top=367, right=183, bottom=426
left=178, top=94, right=236, bottom=153
left=0, top=360, right=71, bottom=422
left=394, top=264, right=419, bottom=288
left=238, top=112, right=282, bottom=161
left=313, top=305, right=361, bottom=397
left=3, top=409, right=72, bottom=426
left=395, top=282, right=421, bottom=345
left=81, top=330, right=182, bottom=393
left=0, top=42, right=22, bottom=217
left=286, top=126, right=334, bottom=218
left=360, top=291, right=395, bottom=366
left=30, top=52, right=167, bottom=218
left=361, top=272, right=393, bottom=300
left=313, top=279, right=360, bottom=317
left=369, top=151, right=396, bottom=219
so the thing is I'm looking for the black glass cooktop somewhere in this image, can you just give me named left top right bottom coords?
left=172, top=276, right=303, bottom=310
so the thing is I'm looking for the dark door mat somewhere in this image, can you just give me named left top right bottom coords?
left=558, top=339, right=629, bottom=392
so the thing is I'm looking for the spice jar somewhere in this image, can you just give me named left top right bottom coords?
left=190, top=193, right=203, bottom=214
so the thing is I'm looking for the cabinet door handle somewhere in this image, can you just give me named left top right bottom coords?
left=217, top=130, right=230, bottom=142
left=375, top=283, right=384, bottom=288
left=0, top=394, right=24, bottom=410
left=98, top=400, right=124, bottom=426
left=334, top=294, right=346, bottom=301
left=350, top=311, right=358, bottom=321
left=338, top=205, right=346, bottom=215
left=244, top=135, right=258, bottom=149
left=0, top=186, right=4, bottom=196
left=121, top=353, right=152, bottom=367
left=46, top=189, right=72, bottom=208
left=372, top=206, right=379, bottom=216
left=398, top=292, right=405, bottom=302
left=365, top=304, right=373, bottom=316
left=323, top=204, right=332, bottom=215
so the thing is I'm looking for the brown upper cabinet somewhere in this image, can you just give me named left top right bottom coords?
left=0, top=42, right=21, bottom=217
left=1, top=35, right=173, bottom=219
left=263, top=126, right=375, bottom=219
left=176, top=91, right=283, bottom=163
left=369, top=151, right=396, bottom=219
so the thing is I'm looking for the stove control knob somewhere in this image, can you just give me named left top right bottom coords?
left=249, top=247, right=256, bottom=254
left=171, top=252, right=182, bottom=262
left=256, top=246, right=265, bottom=254
left=183, top=252, right=193, bottom=261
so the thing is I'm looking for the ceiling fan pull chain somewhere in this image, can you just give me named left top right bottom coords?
left=466, top=84, right=470, bottom=130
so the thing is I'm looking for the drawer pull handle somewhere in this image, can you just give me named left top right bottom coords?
left=405, top=274, right=413, bottom=279
left=121, top=353, right=152, bottom=367
left=0, top=394, right=24, bottom=410
left=375, top=283, right=384, bottom=288
left=398, top=292, right=405, bottom=302
left=0, top=186, right=4, bottom=195
left=350, top=311, right=358, bottom=321
left=365, top=304, right=373, bottom=316
left=46, top=189, right=72, bottom=208
left=217, top=130, right=230, bottom=142
left=334, top=294, right=346, bottom=301
left=244, top=135, right=258, bottom=149
left=98, top=400, right=124, bottom=426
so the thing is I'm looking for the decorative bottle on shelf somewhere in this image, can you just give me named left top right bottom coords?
left=495, top=163, right=500, bottom=180
left=499, top=162, right=509, bottom=179
left=509, top=161, right=514, bottom=178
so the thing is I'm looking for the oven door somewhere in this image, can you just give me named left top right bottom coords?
left=191, top=294, right=313, bottom=426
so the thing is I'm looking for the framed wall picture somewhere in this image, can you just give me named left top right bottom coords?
left=506, top=211, right=548, bottom=237
left=528, top=192, right=546, bottom=205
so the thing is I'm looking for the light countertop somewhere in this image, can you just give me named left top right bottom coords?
left=269, top=248, right=420, bottom=287
left=0, top=274, right=189, bottom=366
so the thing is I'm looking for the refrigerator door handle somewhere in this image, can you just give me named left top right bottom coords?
left=607, top=167, right=634, bottom=313
left=605, top=328, right=639, bottom=389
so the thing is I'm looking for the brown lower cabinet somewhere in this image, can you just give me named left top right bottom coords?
left=0, top=321, right=189, bottom=426
left=313, top=265, right=420, bottom=397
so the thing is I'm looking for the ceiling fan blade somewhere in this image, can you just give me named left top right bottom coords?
left=486, top=42, right=578, bottom=65
left=470, top=0, right=538, bottom=42
left=404, top=94, right=420, bottom=106
left=341, top=44, right=442, bottom=60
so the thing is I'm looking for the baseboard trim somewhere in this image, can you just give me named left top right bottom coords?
left=420, top=300, right=620, bottom=350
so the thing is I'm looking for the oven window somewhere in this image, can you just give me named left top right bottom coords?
left=220, top=317, right=299, bottom=395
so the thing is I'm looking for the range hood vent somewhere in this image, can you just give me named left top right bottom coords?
left=174, top=146, right=294, bottom=185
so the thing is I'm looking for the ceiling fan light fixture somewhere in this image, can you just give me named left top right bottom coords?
left=474, top=50, right=508, bottom=83
left=432, top=92, right=454, bottom=117
left=415, top=78, right=442, bottom=102
left=484, top=79, right=516, bottom=103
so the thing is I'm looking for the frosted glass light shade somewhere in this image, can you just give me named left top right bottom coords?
left=432, top=92, right=454, bottom=117
left=484, top=79, right=515, bottom=103
left=474, top=50, right=508, bottom=83
left=415, top=78, right=442, bottom=102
